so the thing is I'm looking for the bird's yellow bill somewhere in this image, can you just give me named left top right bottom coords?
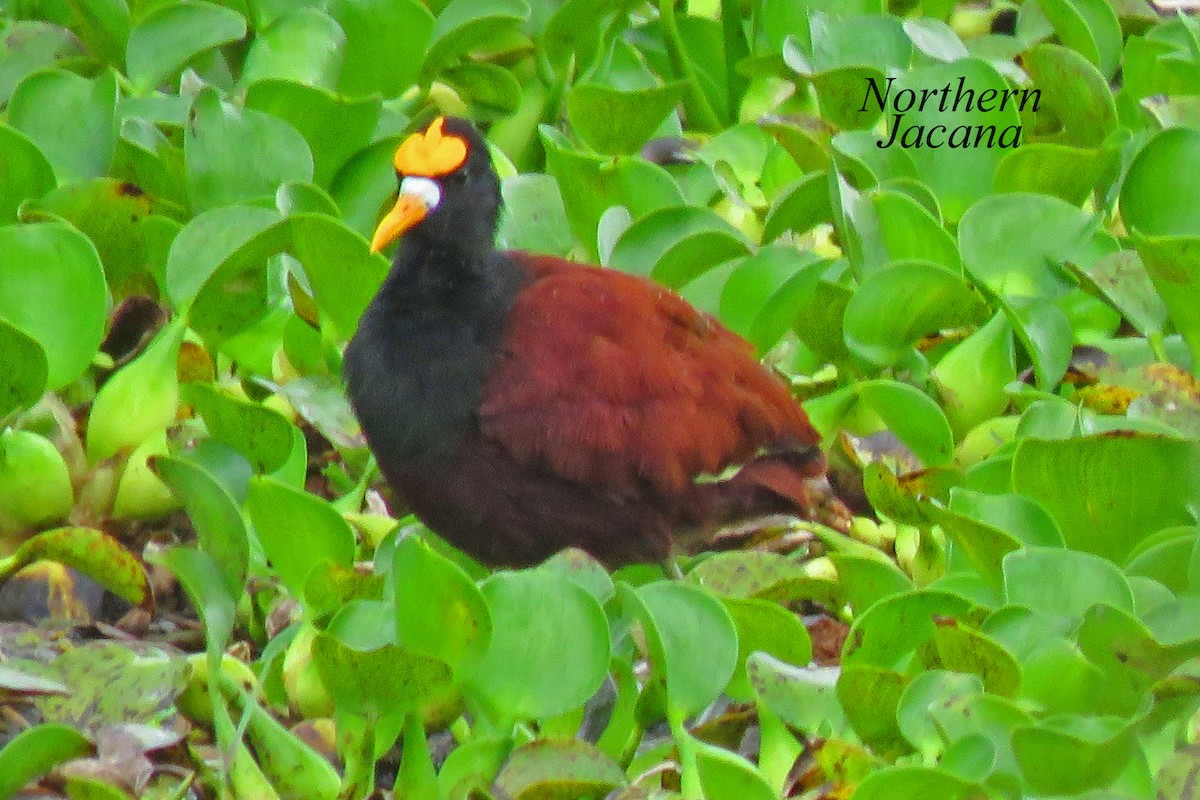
left=370, top=194, right=428, bottom=253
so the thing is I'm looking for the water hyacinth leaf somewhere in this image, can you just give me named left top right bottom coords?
left=245, top=81, right=380, bottom=188
left=922, top=619, right=1021, bottom=696
left=1012, top=716, right=1137, bottom=795
left=154, top=454, right=249, bottom=597
left=421, top=0, right=528, bottom=81
left=830, top=553, right=913, bottom=613
left=312, top=633, right=453, bottom=719
left=499, top=173, right=573, bottom=257
left=608, top=205, right=751, bottom=287
left=1012, top=434, right=1200, bottom=564
left=720, top=596, right=812, bottom=700
left=329, top=0, right=433, bottom=98
left=718, top=247, right=828, bottom=353
left=844, top=261, right=986, bottom=366
left=1128, top=234, right=1200, bottom=371
left=844, top=590, right=977, bottom=667
left=240, top=7, right=345, bottom=89
left=1005, top=547, right=1134, bottom=618
left=185, top=383, right=295, bottom=474
left=870, top=190, right=961, bottom=270
left=1021, top=44, right=1118, bottom=148
left=0, top=223, right=106, bottom=391
left=0, top=321, right=47, bottom=418
left=959, top=193, right=1098, bottom=299
left=0, top=125, right=56, bottom=222
left=7, top=68, right=118, bottom=183
left=993, top=142, right=1116, bottom=206
left=185, top=88, right=313, bottom=212
left=761, top=171, right=830, bottom=243
left=931, top=313, right=1016, bottom=438
left=837, top=664, right=911, bottom=757
left=896, top=671, right=983, bottom=759
left=694, top=740, right=777, bottom=800
left=622, top=581, right=738, bottom=717
left=749, top=655, right=848, bottom=738
left=468, top=570, right=609, bottom=721
left=853, top=765, right=980, bottom=800
left=86, top=318, right=185, bottom=464
left=31, top=178, right=165, bottom=296
left=289, top=214, right=388, bottom=339
left=165, top=206, right=282, bottom=310
left=0, top=527, right=152, bottom=612
left=855, top=380, right=956, bottom=467
left=0, top=723, right=91, bottom=799
left=541, top=127, right=683, bottom=259
left=125, top=1, right=248, bottom=93
left=442, top=60, right=523, bottom=114
left=1072, top=249, right=1169, bottom=337
left=494, top=740, right=627, bottom=800
left=0, top=20, right=86, bottom=104
left=1038, top=0, right=1122, bottom=79
left=1122, top=128, right=1200, bottom=239
left=246, top=476, right=355, bottom=601
left=393, top=536, right=491, bottom=676
left=567, top=82, right=685, bottom=156
left=947, top=490, right=1063, bottom=548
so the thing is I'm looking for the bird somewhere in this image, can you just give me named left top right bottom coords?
left=343, top=116, right=850, bottom=569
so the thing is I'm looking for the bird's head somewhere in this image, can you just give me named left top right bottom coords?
left=370, top=116, right=500, bottom=255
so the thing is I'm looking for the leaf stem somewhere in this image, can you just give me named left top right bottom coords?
left=658, top=0, right=723, bottom=132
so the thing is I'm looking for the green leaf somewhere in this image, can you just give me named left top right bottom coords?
left=1022, top=43, right=1118, bottom=148
left=1012, top=715, right=1136, bottom=795
left=931, top=313, right=1016, bottom=438
left=566, top=82, right=685, bottom=156
left=498, top=173, right=573, bottom=256
left=843, top=589, right=977, bottom=668
left=246, top=476, right=355, bottom=601
left=61, top=0, right=131, bottom=66
left=993, top=142, right=1116, bottom=206
left=844, top=260, right=987, bottom=366
left=442, top=60, right=523, bottom=113
left=853, top=765, right=979, bottom=800
left=125, top=1, right=248, bottom=93
left=154, top=455, right=249, bottom=598
left=857, top=380, right=956, bottom=467
left=1001, top=295, right=1073, bottom=391
left=152, top=546, right=236, bottom=650
left=165, top=206, right=281, bottom=309
left=1012, top=434, right=1200, bottom=564
left=0, top=526, right=152, bottom=611
left=694, top=740, right=777, bottom=800
left=0, top=124, right=56, bottom=222
left=870, top=190, right=961, bottom=270
left=1038, top=0, right=1122, bottom=79
left=958, top=192, right=1096, bottom=299
left=761, top=171, right=831, bottom=243
left=86, top=318, right=184, bottom=463
left=0, top=21, right=85, bottom=105
left=393, top=536, right=491, bottom=676
left=494, top=740, right=627, bottom=800
left=0, top=723, right=91, bottom=800
left=421, top=0, right=529, bottom=81
left=185, top=383, right=295, bottom=473
left=837, top=664, right=911, bottom=757
left=329, top=0, right=433, bottom=98
left=541, top=129, right=683, bottom=260
left=184, top=87, right=313, bottom=212
left=748, top=654, right=848, bottom=738
left=239, top=7, right=345, bottom=89
left=721, top=596, right=812, bottom=701
left=0, top=321, right=48, bottom=418
left=7, top=68, right=118, bottom=184
left=30, top=177, right=170, bottom=297
left=312, top=633, right=453, bottom=719
left=244, top=81, right=380, bottom=188
left=289, top=214, right=388, bottom=339
left=622, top=581, right=738, bottom=717
left=468, top=570, right=609, bottom=721
left=607, top=205, right=751, bottom=287
left=718, top=246, right=828, bottom=353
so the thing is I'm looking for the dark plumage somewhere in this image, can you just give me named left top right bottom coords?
left=344, top=117, right=849, bottom=568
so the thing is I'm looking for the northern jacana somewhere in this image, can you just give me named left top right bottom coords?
left=344, top=116, right=849, bottom=568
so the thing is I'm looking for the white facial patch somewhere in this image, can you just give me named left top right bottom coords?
left=399, top=175, right=442, bottom=213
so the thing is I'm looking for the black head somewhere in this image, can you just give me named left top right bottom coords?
left=369, top=116, right=501, bottom=260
